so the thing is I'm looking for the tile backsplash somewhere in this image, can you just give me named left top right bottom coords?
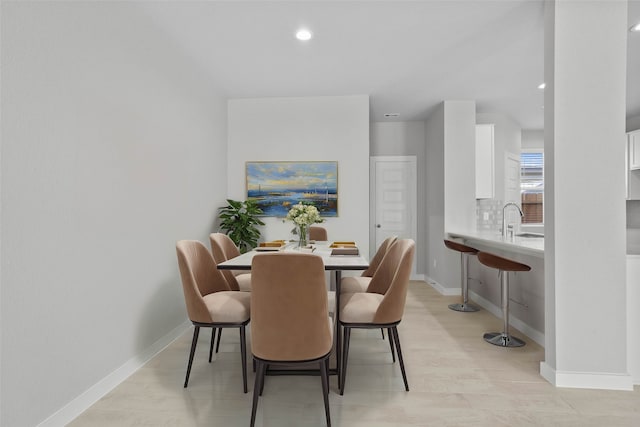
left=477, top=199, right=523, bottom=233
left=477, top=199, right=504, bottom=232
left=478, top=199, right=640, bottom=235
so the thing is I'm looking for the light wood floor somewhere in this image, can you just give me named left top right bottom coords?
left=69, top=282, right=640, bottom=426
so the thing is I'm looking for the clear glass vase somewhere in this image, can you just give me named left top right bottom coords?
left=298, top=224, right=308, bottom=248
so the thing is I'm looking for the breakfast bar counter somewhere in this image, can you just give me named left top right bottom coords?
left=446, top=230, right=544, bottom=258
left=446, top=229, right=545, bottom=346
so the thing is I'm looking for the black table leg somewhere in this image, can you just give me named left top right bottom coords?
left=335, top=270, right=342, bottom=389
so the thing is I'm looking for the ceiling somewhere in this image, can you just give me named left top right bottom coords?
left=140, top=0, right=640, bottom=130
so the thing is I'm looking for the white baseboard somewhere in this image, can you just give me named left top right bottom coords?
left=411, top=273, right=426, bottom=281
left=37, top=320, right=191, bottom=427
left=425, top=276, right=460, bottom=296
left=540, top=361, right=634, bottom=391
left=468, top=290, right=545, bottom=347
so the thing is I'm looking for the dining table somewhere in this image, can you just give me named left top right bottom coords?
left=217, top=241, right=369, bottom=387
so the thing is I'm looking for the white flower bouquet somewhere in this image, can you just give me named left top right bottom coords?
left=286, top=203, right=323, bottom=246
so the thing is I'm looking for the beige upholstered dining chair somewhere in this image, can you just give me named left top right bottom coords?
left=309, top=225, right=328, bottom=241
left=340, top=235, right=398, bottom=340
left=209, top=232, right=251, bottom=292
left=339, top=239, right=415, bottom=395
left=340, top=235, right=398, bottom=294
left=176, top=240, right=250, bottom=392
left=249, top=253, right=333, bottom=427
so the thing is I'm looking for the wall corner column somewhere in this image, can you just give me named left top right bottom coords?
left=542, top=0, right=631, bottom=390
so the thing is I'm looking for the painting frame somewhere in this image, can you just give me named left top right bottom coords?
left=246, top=161, right=338, bottom=217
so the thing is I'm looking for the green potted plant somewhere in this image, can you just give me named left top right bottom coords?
left=218, top=199, right=265, bottom=253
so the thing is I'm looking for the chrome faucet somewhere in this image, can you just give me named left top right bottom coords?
left=502, top=202, right=524, bottom=239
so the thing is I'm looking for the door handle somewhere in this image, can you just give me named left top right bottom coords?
left=376, top=224, right=381, bottom=228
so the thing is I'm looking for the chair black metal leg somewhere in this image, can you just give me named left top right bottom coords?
left=215, top=328, right=222, bottom=353
left=240, top=326, right=248, bottom=393
left=259, top=363, right=267, bottom=396
left=381, top=328, right=384, bottom=339
left=320, top=358, right=331, bottom=427
left=253, top=358, right=256, bottom=373
left=209, top=328, right=216, bottom=363
left=391, top=326, right=409, bottom=391
left=259, top=361, right=267, bottom=395
left=387, top=327, right=396, bottom=363
left=184, top=326, right=200, bottom=388
left=250, top=360, right=265, bottom=427
left=340, top=327, right=351, bottom=395
left=325, top=358, right=330, bottom=395
left=336, top=320, right=342, bottom=391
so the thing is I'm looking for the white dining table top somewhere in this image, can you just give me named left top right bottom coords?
left=217, top=241, right=369, bottom=271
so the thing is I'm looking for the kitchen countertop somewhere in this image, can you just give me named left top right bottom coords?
left=448, top=230, right=640, bottom=257
left=447, top=230, right=544, bottom=258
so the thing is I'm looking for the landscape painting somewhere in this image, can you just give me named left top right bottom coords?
left=246, top=161, right=338, bottom=217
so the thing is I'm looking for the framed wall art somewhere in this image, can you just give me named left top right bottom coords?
left=246, top=161, right=338, bottom=217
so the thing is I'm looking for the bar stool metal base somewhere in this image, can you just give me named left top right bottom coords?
left=448, top=302, right=480, bottom=312
left=483, top=332, right=525, bottom=348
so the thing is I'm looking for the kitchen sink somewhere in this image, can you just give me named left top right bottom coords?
left=515, top=232, right=544, bottom=238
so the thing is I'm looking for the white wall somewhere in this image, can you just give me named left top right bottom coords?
left=543, top=0, right=630, bottom=389
left=425, top=101, right=476, bottom=292
left=227, top=96, right=370, bottom=253
left=543, top=0, right=558, bottom=373
left=1, top=3, right=228, bottom=425
left=425, top=105, right=447, bottom=290
left=444, top=102, right=477, bottom=234
left=522, top=129, right=544, bottom=150
left=370, top=121, right=426, bottom=274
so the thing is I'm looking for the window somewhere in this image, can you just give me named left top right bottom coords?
left=520, top=150, right=543, bottom=224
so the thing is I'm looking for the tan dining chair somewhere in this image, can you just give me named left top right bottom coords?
left=250, top=252, right=333, bottom=427
left=176, top=240, right=250, bottom=392
left=209, top=232, right=252, bottom=292
left=339, top=239, right=415, bottom=395
left=309, top=225, right=328, bottom=241
left=340, top=235, right=398, bottom=340
left=340, top=235, right=398, bottom=294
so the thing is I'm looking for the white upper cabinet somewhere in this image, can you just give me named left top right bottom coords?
left=627, top=130, right=640, bottom=200
left=629, top=130, right=640, bottom=171
left=476, top=124, right=495, bottom=199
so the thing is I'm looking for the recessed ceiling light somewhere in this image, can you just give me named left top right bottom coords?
left=384, top=113, right=400, bottom=118
left=538, top=83, right=546, bottom=90
left=296, top=29, right=312, bottom=41
left=631, top=22, right=640, bottom=32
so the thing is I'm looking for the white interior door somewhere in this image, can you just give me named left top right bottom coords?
left=370, top=156, right=417, bottom=275
left=505, top=152, right=521, bottom=203
left=505, top=152, right=522, bottom=226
